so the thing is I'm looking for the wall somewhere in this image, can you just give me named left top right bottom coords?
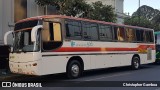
left=27, top=0, right=45, bottom=17
left=0, top=0, right=46, bottom=44
left=0, top=0, right=14, bottom=45
left=115, top=0, right=124, bottom=13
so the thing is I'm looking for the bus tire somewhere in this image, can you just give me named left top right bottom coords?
left=67, top=60, right=82, bottom=79
left=131, top=56, right=140, bottom=70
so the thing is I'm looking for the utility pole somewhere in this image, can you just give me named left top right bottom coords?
left=138, top=0, right=140, bottom=24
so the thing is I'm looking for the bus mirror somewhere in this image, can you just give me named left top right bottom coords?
left=31, top=25, right=42, bottom=42
left=4, top=31, right=13, bottom=45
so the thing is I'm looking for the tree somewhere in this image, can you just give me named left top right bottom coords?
left=129, top=5, right=160, bottom=31
left=35, top=0, right=89, bottom=17
left=60, top=0, right=91, bottom=17
left=35, top=0, right=116, bottom=22
left=35, top=0, right=65, bottom=11
left=88, top=1, right=116, bottom=22
left=124, top=16, right=152, bottom=28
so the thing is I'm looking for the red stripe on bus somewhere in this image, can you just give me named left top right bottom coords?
left=54, top=47, right=101, bottom=52
left=53, top=45, right=155, bottom=52
left=53, top=47, right=138, bottom=52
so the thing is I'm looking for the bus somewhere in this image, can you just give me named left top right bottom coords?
left=4, top=15, right=155, bottom=78
left=154, top=31, right=160, bottom=63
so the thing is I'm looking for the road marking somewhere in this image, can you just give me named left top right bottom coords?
left=84, top=72, right=132, bottom=81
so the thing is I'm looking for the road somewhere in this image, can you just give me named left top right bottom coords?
left=1, top=64, right=160, bottom=90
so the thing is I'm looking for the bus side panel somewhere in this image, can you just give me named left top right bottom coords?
left=90, top=55, right=106, bottom=69
left=140, top=50, right=155, bottom=64
left=90, top=54, right=133, bottom=69
left=41, top=56, right=69, bottom=75
left=109, top=54, right=133, bottom=67
left=136, top=54, right=147, bottom=64
left=40, top=55, right=91, bottom=75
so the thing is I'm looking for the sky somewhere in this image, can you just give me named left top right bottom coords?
left=124, top=0, right=160, bottom=16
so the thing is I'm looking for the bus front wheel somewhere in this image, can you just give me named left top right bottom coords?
left=67, top=60, right=82, bottom=79
left=131, top=56, right=140, bottom=70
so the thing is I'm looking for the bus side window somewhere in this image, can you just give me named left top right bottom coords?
left=82, top=23, right=91, bottom=40
left=82, top=22, right=98, bottom=41
left=53, top=23, right=62, bottom=42
left=65, top=20, right=82, bottom=40
left=114, top=27, right=125, bottom=41
left=42, top=22, right=50, bottom=42
left=99, top=24, right=113, bottom=41
left=136, top=30, right=144, bottom=42
left=126, top=28, right=136, bottom=42
left=145, top=31, right=154, bottom=43
left=155, top=34, right=157, bottom=44
left=42, top=22, right=62, bottom=51
left=113, top=27, right=118, bottom=40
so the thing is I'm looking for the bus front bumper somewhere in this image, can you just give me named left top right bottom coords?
left=9, top=60, right=40, bottom=75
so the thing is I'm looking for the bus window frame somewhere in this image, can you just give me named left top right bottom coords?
left=144, top=30, right=154, bottom=44
left=65, top=19, right=83, bottom=40
left=82, top=21, right=99, bottom=41
left=98, top=24, right=113, bottom=42
left=125, top=27, right=137, bottom=43
left=135, top=29, right=144, bottom=43
left=41, top=21, right=63, bottom=52
left=135, top=29, right=154, bottom=44
left=112, top=26, right=126, bottom=42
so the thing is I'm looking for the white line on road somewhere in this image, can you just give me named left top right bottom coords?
left=84, top=72, right=132, bottom=81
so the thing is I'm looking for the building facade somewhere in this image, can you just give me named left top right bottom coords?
left=86, top=0, right=127, bottom=24
left=0, top=0, right=56, bottom=44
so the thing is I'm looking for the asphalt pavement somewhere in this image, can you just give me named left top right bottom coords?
left=1, top=64, right=160, bottom=90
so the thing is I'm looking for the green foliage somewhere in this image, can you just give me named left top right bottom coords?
left=35, top=0, right=65, bottom=6
left=124, top=16, right=152, bottom=28
left=88, top=1, right=116, bottom=22
left=124, top=16, right=160, bottom=31
left=127, top=5, right=160, bottom=31
left=35, top=0, right=90, bottom=16
left=60, top=0, right=90, bottom=17
left=35, top=0, right=116, bottom=22
left=35, top=0, right=64, bottom=10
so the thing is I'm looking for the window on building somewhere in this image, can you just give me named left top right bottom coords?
left=65, top=20, right=82, bottom=40
left=99, top=24, right=113, bottom=41
left=82, top=22, right=98, bottom=40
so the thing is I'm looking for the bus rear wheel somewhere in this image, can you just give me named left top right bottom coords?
left=67, top=60, right=82, bottom=79
left=131, top=56, right=140, bottom=70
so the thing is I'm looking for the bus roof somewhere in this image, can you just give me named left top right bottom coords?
left=16, top=15, right=153, bottom=31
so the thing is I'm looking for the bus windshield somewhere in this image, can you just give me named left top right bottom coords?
left=13, top=20, right=41, bottom=52
left=13, top=30, right=40, bottom=52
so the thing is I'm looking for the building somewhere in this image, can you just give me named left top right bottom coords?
left=0, top=0, right=56, bottom=44
left=86, top=0, right=127, bottom=24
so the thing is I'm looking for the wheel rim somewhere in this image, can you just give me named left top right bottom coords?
left=71, top=64, right=79, bottom=77
left=134, top=59, right=139, bottom=69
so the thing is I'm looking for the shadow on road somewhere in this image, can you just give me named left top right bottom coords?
left=4, top=64, right=159, bottom=82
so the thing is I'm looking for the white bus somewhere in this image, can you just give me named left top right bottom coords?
left=4, top=15, right=155, bottom=78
